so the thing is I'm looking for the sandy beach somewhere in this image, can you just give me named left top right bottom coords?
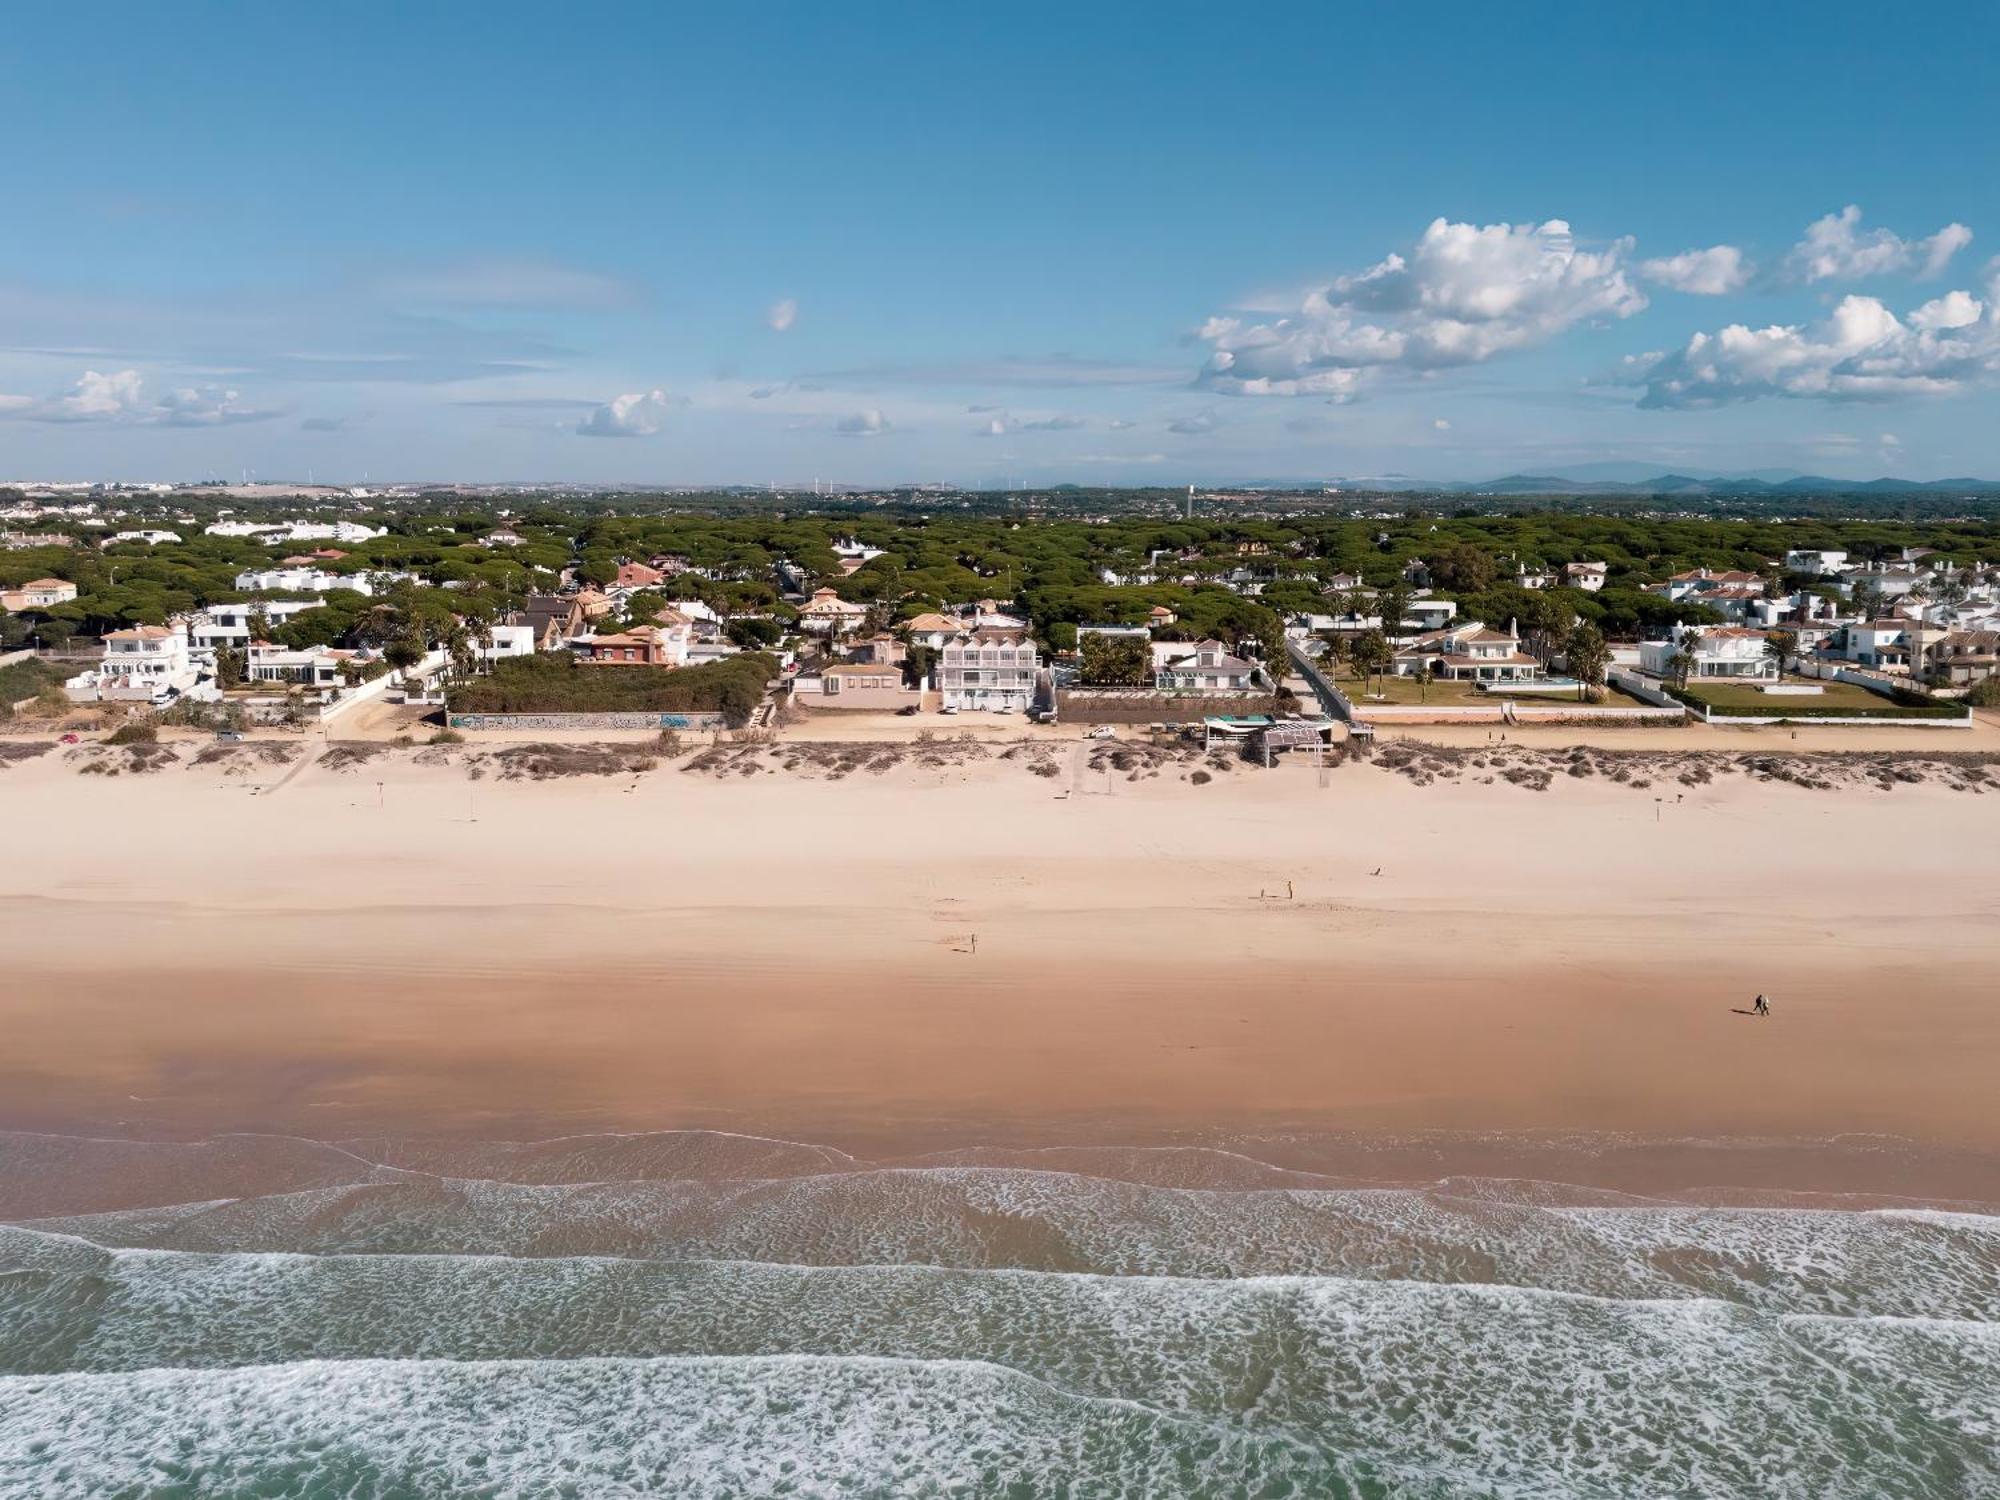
left=2, top=733, right=1995, bottom=1196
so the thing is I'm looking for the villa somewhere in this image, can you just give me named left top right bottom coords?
left=572, top=622, right=690, bottom=667
left=1638, top=626, right=1777, bottom=680
left=1153, top=640, right=1259, bottom=692
left=65, top=626, right=204, bottom=704
left=1563, top=561, right=1608, bottom=591
left=1393, top=620, right=1541, bottom=682
left=1, top=577, right=79, bottom=610
left=798, top=588, right=870, bottom=638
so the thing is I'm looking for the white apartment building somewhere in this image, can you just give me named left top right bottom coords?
left=233, top=567, right=373, bottom=596
left=189, top=600, right=326, bottom=651
left=937, top=628, right=1039, bottom=712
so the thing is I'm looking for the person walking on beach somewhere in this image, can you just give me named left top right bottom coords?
left=1753, top=993, right=1770, bottom=1017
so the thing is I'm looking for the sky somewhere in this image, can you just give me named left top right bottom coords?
left=3, top=1, right=1999, bottom=487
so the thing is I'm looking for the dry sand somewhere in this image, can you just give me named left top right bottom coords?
left=2, top=736, right=1996, bottom=1191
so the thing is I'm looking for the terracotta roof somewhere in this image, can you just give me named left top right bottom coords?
left=1695, top=627, right=1768, bottom=639
left=21, top=577, right=71, bottom=589
left=104, top=625, right=176, bottom=640
left=902, top=613, right=957, bottom=632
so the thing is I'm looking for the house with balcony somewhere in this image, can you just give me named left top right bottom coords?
left=1638, top=626, right=1778, bottom=681
left=65, top=626, right=205, bottom=704
left=798, top=588, right=870, bottom=638
left=1153, top=640, right=1259, bottom=692
left=571, top=622, right=690, bottom=667
left=1393, top=620, right=1542, bottom=683
left=937, top=628, right=1038, bottom=712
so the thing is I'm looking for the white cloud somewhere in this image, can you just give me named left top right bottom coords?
left=1432, top=417, right=1452, bottom=431
left=1628, top=288, right=2000, bottom=408
left=574, top=389, right=673, bottom=437
left=977, top=411, right=1087, bottom=435
left=1786, top=205, right=1972, bottom=283
left=1639, top=244, right=1752, bottom=295
left=766, top=298, right=799, bottom=332
left=1168, top=410, right=1218, bottom=434
left=1107, top=418, right=1137, bottom=430
left=0, top=368, right=280, bottom=426
left=1909, top=289, right=1983, bottom=331
left=835, top=409, right=889, bottom=436
left=1198, top=217, right=1646, bottom=397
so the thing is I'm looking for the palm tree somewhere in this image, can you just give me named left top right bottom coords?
left=1762, top=629, right=1795, bottom=682
left=1667, top=650, right=1694, bottom=692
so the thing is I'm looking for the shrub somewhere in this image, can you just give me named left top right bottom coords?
left=105, top=721, right=159, bottom=746
left=445, top=651, right=777, bottom=718
left=429, top=728, right=465, bottom=745
left=1966, top=675, right=2000, bottom=709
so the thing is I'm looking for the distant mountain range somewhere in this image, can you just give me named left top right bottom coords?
left=1322, top=469, right=2000, bottom=497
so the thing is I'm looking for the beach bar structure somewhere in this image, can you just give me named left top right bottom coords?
left=1203, top=714, right=1339, bottom=766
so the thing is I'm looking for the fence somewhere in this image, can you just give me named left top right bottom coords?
left=1285, top=639, right=1354, bottom=721
left=447, top=710, right=733, bottom=732
left=1056, top=689, right=1277, bottom=724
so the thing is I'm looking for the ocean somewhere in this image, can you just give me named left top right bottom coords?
left=0, top=1129, right=1994, bottom=1498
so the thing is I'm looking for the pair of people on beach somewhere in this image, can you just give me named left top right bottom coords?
left=1752, top=993, right=1770, bottom=1017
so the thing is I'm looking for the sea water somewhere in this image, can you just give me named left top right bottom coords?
left=0, top=1130, right=1993, bottom=1498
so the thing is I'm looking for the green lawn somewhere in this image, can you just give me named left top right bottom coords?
left=1675, top=677, right=1895, bottom=711
left=1337, top=673, right=1647, bottom=708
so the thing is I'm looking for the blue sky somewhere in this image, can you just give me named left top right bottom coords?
left=3, top=2, right=1998, bottom=486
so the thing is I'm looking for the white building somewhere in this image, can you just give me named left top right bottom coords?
left=108, top=528, right=183, bottom=546
left=233, top=567, right=373, bottom=596
left=66, top=626, right=203, bottom=703
left=245, top=643, right=359, bottom=689
left=937, top=628, right=1039, bottom=712
left=1153, top=640, right=1259, bottom=692
left=798, top=587, right=870, bottom=637
left=1785, top=549, right=1848, bottom=576
left=1639, top=627, right=1778, bottom=681
left=476, top=622, right=539, bottom=663
left=1564, top=561, right=1608, bottom=592
left=189, top=600, right=326, bottom=651
left=1393, top=620, right=1541, bottom=682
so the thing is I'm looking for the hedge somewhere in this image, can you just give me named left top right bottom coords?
left=446, top=651, right=777, bottom=721
left=1667, top=687, right=1967, bottom=720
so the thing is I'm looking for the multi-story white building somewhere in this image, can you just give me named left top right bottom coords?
left=937, top=628, right=1039, bottom=712
left=233, top=567, right=373, bottom=596
left=1639, top=626, right=1778, bottom=681
left=188, top=600, right=327, bottom=651
left=108, top=529, right=183, bottom=545
left=66, top=626, right=203, bottom=703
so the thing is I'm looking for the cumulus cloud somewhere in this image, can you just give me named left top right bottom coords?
left=835, top=409, right=889, bottom=436
left=1627, top=287, right=1998, bottom=409
left=1639, top=244, right=1752, bottom=295
left=0, top=368, right=281, bottom=426
left=574, top=389, right=673, bottom=437
left=1168, top=410, right=1218, bottom=434
left=766, top=298, right=799, bottom=332
left=1786, top=206, right=1972, bottom=283
left=1197, top=217, right=1646, bottom=398
left=1432, top=417, right=1452, bottom=431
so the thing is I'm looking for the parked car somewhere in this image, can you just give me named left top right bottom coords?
left=1084, top=725, right=1115, bottom=739
left=214, top=730, right=244, bottom=743
left=59, top=732, right=80, bottom=744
